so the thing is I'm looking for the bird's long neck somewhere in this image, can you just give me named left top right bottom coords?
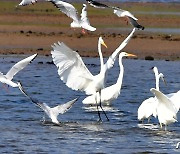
left=154, top=70, right=159, bottom=90
left=115, top=55, right=124, bottom=90
left=98, top=40, right=104, bottom=73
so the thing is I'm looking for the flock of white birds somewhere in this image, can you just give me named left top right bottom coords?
left=0, top=0, right=179, bottom=137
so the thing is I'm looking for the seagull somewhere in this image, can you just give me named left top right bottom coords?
left=82, top=28, right=136, bottom=105
left=18, top=0, right=38, bottom=6
left=86, top=0, right=144, bottom=30
left=113, top=9, right=144, bottom=30
left=48, top=0, right=96, bottom=32
left=18, top=82, right=78, bottom=125
left=0, top=54, right=37, bottom=88
left=51, top=37, right=110, bottom=121
left=150, top=88, right=178, bottom=130
left=138, top=67, right=166, bottom=122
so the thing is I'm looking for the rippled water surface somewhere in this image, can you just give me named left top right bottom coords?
left=0, top=55, right=179, bottom=153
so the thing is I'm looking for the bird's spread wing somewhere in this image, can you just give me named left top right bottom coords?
left=114, top=9, right=138, bottom=21
left=105, top=28, right=135, bottom=70
left=5, top=54, right=37, bottom=80
left=53, top=97, right=79, bottom=114
left=150, top=88, right=178, bottom=119
left=128, top=17, right=144, bottom=30
left=18, top=0, right=37, bottom=6
left=49, top=0, right=79, bottom=23
left=80, top=4, right=96, bottom=31
left=51, top=42, right=94, bottom=92
left=86, top=0, right=109, bottom=9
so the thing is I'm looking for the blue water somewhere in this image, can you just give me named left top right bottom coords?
left=0, top=55, right=179, bottom=153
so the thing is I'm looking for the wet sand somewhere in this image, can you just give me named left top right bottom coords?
left=0, top=1, right=179, bottom=60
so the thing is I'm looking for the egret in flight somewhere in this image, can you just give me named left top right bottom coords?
left=51, top=37, right=109, bottom=121
left=138, top=67, right=166, bottom=122
left=19, top=82, right=78, bottom=125
left=49, top=0, right=96, bottom=33
left=0, top=54, right=37, bottom=88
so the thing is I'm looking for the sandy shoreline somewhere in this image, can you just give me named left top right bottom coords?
left=0, top=2, right=179, bottom=60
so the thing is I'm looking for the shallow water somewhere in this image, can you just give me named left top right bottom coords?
left=0, top=55, right=179, bottom=153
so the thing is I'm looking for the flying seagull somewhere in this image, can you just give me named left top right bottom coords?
left=19, top=83, right=79, bottom=125
left=48, top=0, right=96, bottom=32
left=86, top=0, right=144, bottom=30
left=0, top=54, right=37, bottom=88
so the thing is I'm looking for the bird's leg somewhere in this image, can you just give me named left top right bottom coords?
left=99, top=90, right=109, bottom=121
left=96, top=92, right=102, bottom=122
left=125, top=17, right=129, bottom=25
left=81, top=28, right=86, bottom=34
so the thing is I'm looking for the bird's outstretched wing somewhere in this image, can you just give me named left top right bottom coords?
left=49, top=0, right=79, bottom=23
left=5, top=54, right=37, bottom=81
left=80, top=4, right=96, bottom=31
left=86, top=0, right=109, bottom=9
left=114, top=9, right=137, bottom=21
left=105, top=28, right=135, bottom=70
left=150, top=88, right=178, bottom=121
left=53, top=97, right=79, bottom=114
left=18, top=0, right=37, bottom=6
left=128, top=17, right=144, bottom=30
left=51, top=42, right=94, bottom=92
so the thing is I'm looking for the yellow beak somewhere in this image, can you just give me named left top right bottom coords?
left=127, top=53, right=137, bottom=57
left=102, top=42, right=108, bottom=48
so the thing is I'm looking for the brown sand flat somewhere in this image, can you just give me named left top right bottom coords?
left=0, top=2, right=180, bottom=60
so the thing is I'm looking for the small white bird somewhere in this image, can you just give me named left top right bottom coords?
left=86, top=0, right=109, bottom=9
left=150, top=88, right=178, bottom=130
left=138, top=67, right=166, bottom=122
left=18, top=83, right=78, bottom=125
left=82, top=28, right=136, bottom=105
left=83, top=52, right=136, bottom=105
left=0, top=54, right=37, bottom=88
left=49, top=0, right=96, bottom=32
left=18, top=0, right=38, bottom=6
left=113, top=9, right=144, bottom=30
left=51, top=37, right=110, bottom=121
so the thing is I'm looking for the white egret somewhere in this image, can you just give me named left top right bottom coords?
left=49, top=0, right=96, bottom=32
left=82, top=28, right=136, bottom=105
left=51, top=37, right=109, bottom=121
left=0, top=54, right=37, bottom=88
left=83, top=52, right=137, bottom=105
left=18, top=83, right=78, bottom=125
left=138, top=67, right=166, bottom=122
left=150, top=88, right=178, bottom=130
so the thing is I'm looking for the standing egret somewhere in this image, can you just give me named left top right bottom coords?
left=82, top=28, right=136, bottom=105
left=150, top=88, right=178, bottom=130
left=19, top=82, right=78, bottom=125
left=49, top=0, right=96, bottom=32
left=137, top=67, right=166, bottom=122
left=83, top=52, right=137, bottom=105
left=0, top=54, right=37, bottom=88
left=51, top=37, right=109, bottom=121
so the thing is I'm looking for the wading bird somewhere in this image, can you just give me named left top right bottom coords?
left=150, top=88, right=178, bottom=130
left=83, top=52, right=137, bottom=105
left=83, top=28, right=136, bottom=105
left=138, top=67, right=166, bottom=122
left=19, top=83, right=78, bottom=125
left=0, top=54, right=37, bottom=88
left=49, top=0, right=96, bottom=33
left=51, top=37, right=110, bottom=121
